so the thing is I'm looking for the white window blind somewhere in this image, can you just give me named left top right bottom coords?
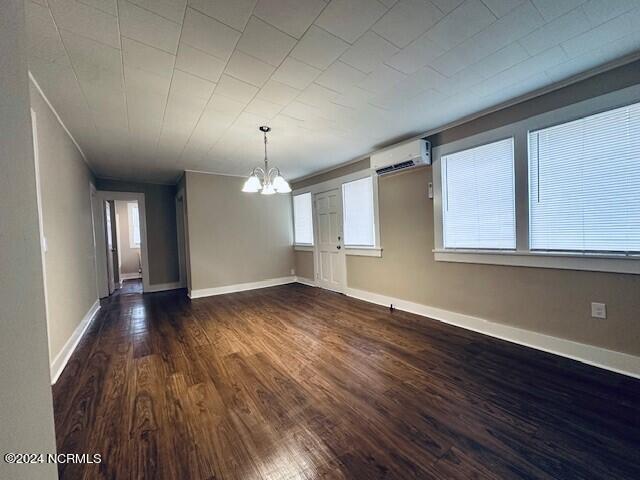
left=342, top=176, right=375, bottom=247
left=128, top=202, right=141, bottom=248
left=293, top=193, right=313, bottom=245
left=529, top=102, right=640, bottom=253
left=442, top=138, right=516, bottom=249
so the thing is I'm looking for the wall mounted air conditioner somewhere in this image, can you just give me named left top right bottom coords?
left=371, top=139, right=431, bottom=175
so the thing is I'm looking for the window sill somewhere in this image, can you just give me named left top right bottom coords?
left=433, top=249, right=640, bottom=275
left=294, top=245, right=314, bottom=252
left=345, top=247, right=382, bottom=257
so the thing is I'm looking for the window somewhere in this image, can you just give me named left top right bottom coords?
left=293, top=192, right=313, bottom=245
left=128, top=202, right=141, bottom=248
left=529, top=102, right=640, bottom=253
left=441, top=138, right=516, bottom=249
left=342, top=176, right=375, bottom=247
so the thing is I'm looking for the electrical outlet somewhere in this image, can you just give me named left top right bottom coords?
left=290, top=268, right=295, bottom=275
left=591, top=302, right=607, bottom=319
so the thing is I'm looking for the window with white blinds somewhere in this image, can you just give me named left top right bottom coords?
left=442, top=138, right=516, bottom=249
left=293, top=192, right=313, bottom=245
left=529, top=102, right=640, bottom=253
left=342, top=176, right=375, bottom=247
left=128, top=202, right=141, bottom=248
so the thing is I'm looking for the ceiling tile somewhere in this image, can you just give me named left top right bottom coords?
left=358, top=64, right=406, bottom=94
left=459, top=42, right=528, bottom=79
left=296, top=82, right=339, bottom=107
left=118, top=0, right=181, bottom=54
left=430, top=1, right=544, bottom=76
left=215, top=74, right=259, bottom=103
left=315, top=0, right=388, bottom=43
left=78, top=0, right=117, bottom=15
left=49, top=0, right=120, bottom=48
left=281, top=100, right=324, bottom=121
left=340, top=31, right=399, bottom=73
left=531, top=0, right=587, bottom=22
left=206, top=93, right=247, bottom=115
left=128, top=0, right=187, bottom=23
left=581, top=0, right=638, bottom=26
left=124, top=66, right=172, bottom=97
left=175, top=43, right=226, bottom=82
left=331, top=85, right=377, bottom=108
left=394, top=65, right=447, bottom=96
left=520, top=7, right=591, bottom=56
left=430, top=0, right=464, bottom=14
left=60, top=29, right=123, bottom=92
left=245, top=98, right=284, bottom=118
left=384, top=31, right=444, bottom=73
left=181, top=7, right=241, bottom=61
left=257, top=79, right=301, bottom=105
left=271, top=57, right=322, bottom=89
left=290, top=25, right=350, bottom=69
left=225, top=50, right=276, bottom=87
left=236, top=16, right=297, bottom=67
left=171, top=69, right=216, bottom=99
left=424, top=0, right=497, bottom=51
left=122, top=37, right=175, bottom=78
left=561, top=12, right=635, bottom=58
left=25, top=1, right=71, bottom=66
left=372, top=0, right=443, bottom=48
left=481, top=0, right=524, bottom=17
left=254, top=0, right=328, bottom=38
left=188, top=0, right=257, bottom=30
left=315, top=61, right=367, bottom=92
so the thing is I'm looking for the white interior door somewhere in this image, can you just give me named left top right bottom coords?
left=314, top=189, right=346, bottom=292
left=104, top=200, right=119, bottom=295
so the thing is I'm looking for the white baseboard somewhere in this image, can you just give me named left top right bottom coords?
left=344, top=287, right=640, bottom=379
left=50, top=300, right=100, bottom=385
left=294, top=276, right=316, bottom=287
left=189, top=276, right=296, bottom=299
left=119, top=272, right=142, bottom=281
left=145, top=281, right=184, bottom=293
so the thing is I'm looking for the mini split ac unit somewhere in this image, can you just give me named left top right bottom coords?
left=371, top=139, right=431, bottom=175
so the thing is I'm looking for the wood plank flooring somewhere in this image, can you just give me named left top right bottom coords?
left=52, top=282, right=640, bottom=479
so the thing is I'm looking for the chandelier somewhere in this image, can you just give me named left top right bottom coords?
left=242, top=126, right=291, bottom=195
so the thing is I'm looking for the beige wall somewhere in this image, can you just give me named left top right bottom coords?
left=293, top=167, right=640, bottom=355
left=96, top=178, right=179, bottom=285
left=347, top=168, right=640, bottom=356
left=115, top=200, right=140, bottom=277
left=294, top=60, right=640, bottom=357
left=295, top=250, right=314, bottom=280
left=31, top=82, right=99, bottom=365
left=185, top=172, right=294, bottom=291
left=0, top=1, right=58, bottom=477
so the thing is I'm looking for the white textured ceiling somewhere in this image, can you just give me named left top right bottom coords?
left=25, top=0, right=640, bottom=183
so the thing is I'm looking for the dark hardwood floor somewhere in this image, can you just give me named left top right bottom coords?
left=52, top=283, right=640, bottom=479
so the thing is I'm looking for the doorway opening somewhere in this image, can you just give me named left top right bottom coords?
left=92, top=191, right=150, bottom=297
left=110, top=199, right=143, bottom=294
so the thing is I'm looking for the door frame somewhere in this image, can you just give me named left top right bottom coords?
left=312, top=188, right=346, bottom=293
left=30, top=108, right=52, bottom=362
left=293, top=168, right=379, bottom=293
left=175, top=188, right=188, bottom=290
left=94, top=191, right=150, bottom=297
